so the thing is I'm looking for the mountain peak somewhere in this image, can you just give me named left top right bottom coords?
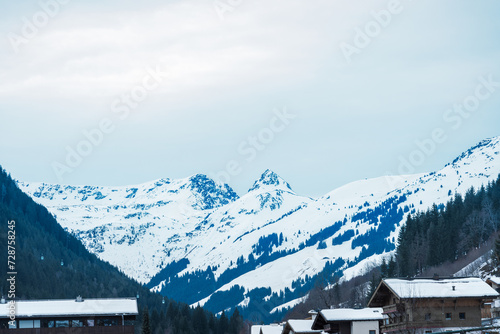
left=188, top=174, right=239, bottom=210
left=450, top=136, right=500, bottom=168
left=248, top=169, right=293, bottom=193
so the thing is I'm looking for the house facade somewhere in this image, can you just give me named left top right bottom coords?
left=368, top=277, right=499, bottom=334
left=0, top=297, right=138, bottom=333
left=311, top=308, right=384, bottom=334
left=486, top=277, right=500, bottom=319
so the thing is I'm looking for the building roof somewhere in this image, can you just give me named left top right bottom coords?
left=487, top=276, right=500, bottom=285
left=251, top=325, right=263, bottom=334
left=382, top=277, right=499, bottom=299
left=0, top=298, right=138, bottom=318
left=260, top=324, right=284, bottom=334
left=287, top=319, right=321, bottom=333
left=319, top=308, right=384, bottom=322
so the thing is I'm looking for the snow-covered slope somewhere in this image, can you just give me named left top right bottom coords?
left=18, top=174, right=238, bottom=281
left=17, top=136, right=500, bottom=319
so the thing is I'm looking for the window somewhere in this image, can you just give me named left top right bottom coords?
left=425, top=331, right=432, bottom=334
left=459, top=313, right=466, bottom=320
left=102, top=318, right=119, bottom=326
left=124, top=319, right=135, bottom=326
left=0, top=320, right=10, bottom=329
left=369, top=330, right=376, bottom=334
left=55, top=320, right=69, bottom=328
left=19, top=320, right=34, bottom=329
left=71, top=320, right=84, bottom=327
left=425, top=313, right=432, bottom=321
left=41, top=320, right=54, bottom=328
left=445, top=313, right=452, bottom=320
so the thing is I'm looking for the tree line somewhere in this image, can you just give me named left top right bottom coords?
left=396, top=175, right=500, bottom=277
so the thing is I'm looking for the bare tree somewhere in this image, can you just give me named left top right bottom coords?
left=311, top=270, right=340, bottom=309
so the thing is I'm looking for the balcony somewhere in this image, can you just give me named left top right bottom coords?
left=383, top=304, right=405, bottom=315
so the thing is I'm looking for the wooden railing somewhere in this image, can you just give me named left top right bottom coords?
left=382, top=303, right=405, bottom=315
left=0, top=326, right=135, bottom=334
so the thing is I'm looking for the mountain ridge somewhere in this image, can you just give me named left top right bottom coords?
left=17, top=135, right=500, bottom=321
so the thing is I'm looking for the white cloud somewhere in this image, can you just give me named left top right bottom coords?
left=1, top=0, right=500, bottom=196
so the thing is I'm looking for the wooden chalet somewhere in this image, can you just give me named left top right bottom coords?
left=311, top=308, right=384, bottom=334
left=486, top=276, right=500, bottom=319
left=0, top=297, right=138, bottom=333
left=368, top=277, right=499, bottom=334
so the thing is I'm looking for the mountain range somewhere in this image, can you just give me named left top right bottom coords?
left=18, top=136, right=500, bottom=320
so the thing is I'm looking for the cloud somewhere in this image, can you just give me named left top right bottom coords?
left=1, top=0, right=500, bottom=196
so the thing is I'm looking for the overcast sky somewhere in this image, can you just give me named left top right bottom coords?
left=1, top=0, right=500, bottom=197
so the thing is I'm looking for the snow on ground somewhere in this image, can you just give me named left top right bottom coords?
left=341, top=252, right=393, bottom=282
left=454, top=252, right=492, bottom=277
left=270, top=296, right=308, bottom=314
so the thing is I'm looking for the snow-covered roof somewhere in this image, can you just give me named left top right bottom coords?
left=487, top=276, right=500, bottom=285
left=260, top=324, right=284, bottom=334
left=319, top=308, right=384, bottom=322
left=383, top=278, right=499, bottom=299
left=287, top=319, right=321, bottom=333
left=252, top=325, right=263, bottom=334
left=0, top=298, right=138, bottom=318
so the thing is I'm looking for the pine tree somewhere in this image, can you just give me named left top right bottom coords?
left=193, top=305, right=208, bottom=334
left=218, top=311, right=229, bottom=334
left=150, top=309, right=160, bottom=334
left=380, top=259, right=388, bottom=278
left=367, top=274, right=379, bottom=305
left=334, top=282, right=341, bottom=306
left=492, top=236, right=500, bottom=274
left=142, top=308, right=151, bottom=334
left=387, top=256, right=397, bottom=278
left=229, top=308, right=243, bottom=334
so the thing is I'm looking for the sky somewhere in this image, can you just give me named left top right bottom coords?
left=1, top=0, right=500, bottom=197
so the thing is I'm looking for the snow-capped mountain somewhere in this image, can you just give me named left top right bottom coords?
left=18, top=136, right=500, bottom=320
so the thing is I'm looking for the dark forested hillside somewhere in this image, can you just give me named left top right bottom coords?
left=396, top=174, right=500, bottom=277
left=0, top=167, right=243, bottom=334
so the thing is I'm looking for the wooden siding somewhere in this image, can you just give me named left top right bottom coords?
left=382, top=298, right=484, bottom=333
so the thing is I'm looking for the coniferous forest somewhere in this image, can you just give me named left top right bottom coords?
left=0, top=166, right=244, bottom=334
left=396, top=174, right=500, bottom=277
